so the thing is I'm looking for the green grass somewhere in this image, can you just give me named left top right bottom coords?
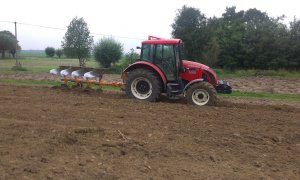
left=0, top=79, right=61, bottom=86
left=219, top=90, right=300, bottom=101
left=215, top=69, right=300, bottom=78
left=0, top=57, right=125, bottom=74
left=0, top=57, right=99, bottom=73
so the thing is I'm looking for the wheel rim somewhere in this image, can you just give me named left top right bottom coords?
left=131, top=77, right=152, bottom=99
left=192, top=89, right=210, bottom=106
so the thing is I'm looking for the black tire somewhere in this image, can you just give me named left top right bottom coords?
left=186, top=82, right=217, bottom=106
left=125, top=69, right=161, bottom=102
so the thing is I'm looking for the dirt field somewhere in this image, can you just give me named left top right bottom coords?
left=0, top=84, right=299, bottom=179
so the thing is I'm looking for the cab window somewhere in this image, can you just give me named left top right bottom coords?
left=140, top=44, right=154, bottom=62
left=155, top=44, right=176, bottom=81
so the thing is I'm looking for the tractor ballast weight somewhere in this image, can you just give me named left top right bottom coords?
left=50, top=36, right=232, bottom=106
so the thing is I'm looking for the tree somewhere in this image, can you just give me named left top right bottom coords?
left=201, top=37, right=220, bottom=67
left=171, top=5, right=210, bottom=61
left=94, top=37, right=123, bottom=68
left=62, top=17, right=93, bottom=67
left=56, top=49, right=63, bottom=58
left=0, top=31, right=18, bottom=59
left=288, top=18, right=300, bottom=69
left=216, top=7, right=246, bottom=69
left=242, top=9, right=289, bottom=69
left=45, top=47, right=55, bottom=57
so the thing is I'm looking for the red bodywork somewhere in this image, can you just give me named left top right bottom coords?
left=180, top=60, right=218, bottom=85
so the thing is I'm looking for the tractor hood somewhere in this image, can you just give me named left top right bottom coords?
left=182, top=60, right=216, bottom=75
left=181, top=60, right=218, bottom=83
left=182, top=60, right=210, bottom=70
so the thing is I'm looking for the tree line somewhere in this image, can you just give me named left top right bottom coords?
left=172, top=6, right=300, bottom=70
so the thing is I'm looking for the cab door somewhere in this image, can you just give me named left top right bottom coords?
left=154, top=44, right=177, bottom=81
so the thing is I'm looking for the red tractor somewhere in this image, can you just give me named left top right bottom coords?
left=123, top=36, right=231, bottom=106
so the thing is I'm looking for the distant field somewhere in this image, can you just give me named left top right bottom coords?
left=0, top=57, right=98, bottom=73
left=19, top=50, right=46, bottom=57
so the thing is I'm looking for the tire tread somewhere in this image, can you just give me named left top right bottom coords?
left=186, top=82, right=217, bottom=106
left=125, top=69, right=161, bottom=102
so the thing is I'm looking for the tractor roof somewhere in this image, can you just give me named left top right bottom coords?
left=142, top=35, right=181, bottom=45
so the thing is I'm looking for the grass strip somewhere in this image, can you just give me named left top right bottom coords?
left=0, top=79, right=61, bottom=86
left=215, top=69, right=300, bottom=78
left=219, top=90, right=300, bottom=101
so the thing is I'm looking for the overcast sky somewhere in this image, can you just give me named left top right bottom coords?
left=0, top=0, right=299, bottom=52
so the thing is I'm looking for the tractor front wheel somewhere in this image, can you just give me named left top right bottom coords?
left=125, top=69, right=161, bottom=102
left=186, top=82, right=217, bottom=106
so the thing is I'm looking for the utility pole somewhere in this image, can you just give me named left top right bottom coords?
left=14, top=21, right=21, bottom=67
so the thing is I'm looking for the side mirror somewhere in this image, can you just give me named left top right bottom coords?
left=136, top=46, right=141, bottom=49
left=179, top=67, right=185, bottom=73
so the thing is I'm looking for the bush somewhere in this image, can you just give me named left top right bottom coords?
left=124, top=48, right=139, bottom=65
left=45, top=47, right=55, bottom=57
left=94, top=37, right=123, bottom=68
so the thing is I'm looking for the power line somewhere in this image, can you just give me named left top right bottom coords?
left=0, top=20, right=14, bottom=23
left=18, top=22, right=66, bottom=31
left=0, top=20, right=143, bottom=40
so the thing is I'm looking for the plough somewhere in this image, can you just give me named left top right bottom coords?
left=50, top=66, right=124, bottom=89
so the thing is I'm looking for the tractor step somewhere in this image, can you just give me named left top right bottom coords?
left=167, top=83, right=183, bottom=97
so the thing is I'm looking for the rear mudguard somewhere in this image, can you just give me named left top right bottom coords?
left=124, top=61, right=167, bottom=90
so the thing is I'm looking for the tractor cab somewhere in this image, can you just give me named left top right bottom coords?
left=139, top=36, right=182, bottom=82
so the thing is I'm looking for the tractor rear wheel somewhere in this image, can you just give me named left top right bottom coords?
left=125, top=69, right=161, bottom=102
left=186, top=82, right=217, bottom=106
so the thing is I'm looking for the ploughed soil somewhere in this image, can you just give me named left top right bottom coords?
left=0, top=84, right=299, bottom=179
